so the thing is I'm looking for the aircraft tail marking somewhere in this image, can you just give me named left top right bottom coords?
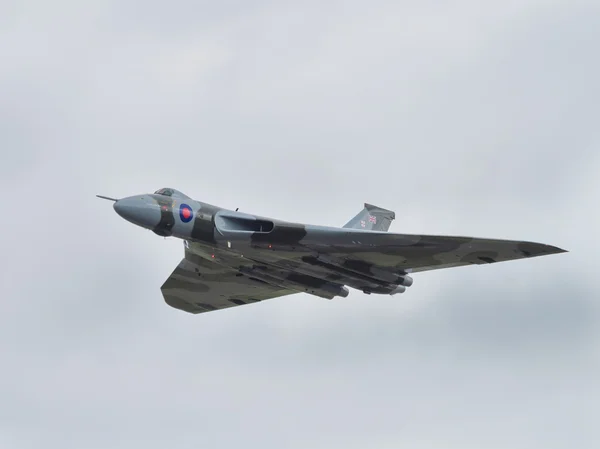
left=343, top=203, right=395, bottom=232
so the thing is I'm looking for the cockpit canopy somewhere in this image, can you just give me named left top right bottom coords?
left=153, top=187, right=191, bottom=199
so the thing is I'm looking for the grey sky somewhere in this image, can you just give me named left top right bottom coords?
left=1, top=0, right=599, bottom=448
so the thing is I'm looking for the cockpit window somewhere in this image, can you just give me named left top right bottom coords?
left=153, top=188, right=191, bottom=199
left=154, top=188, right=174, bottom=197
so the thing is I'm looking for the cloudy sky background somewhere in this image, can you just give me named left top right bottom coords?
left=1, top=0, right=599, bottom=447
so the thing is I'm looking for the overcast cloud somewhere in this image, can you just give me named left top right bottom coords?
left=1, top=1, right=599, bottom=448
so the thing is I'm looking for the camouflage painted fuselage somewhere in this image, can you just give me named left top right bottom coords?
left=105, top=188, right=567, bottom=314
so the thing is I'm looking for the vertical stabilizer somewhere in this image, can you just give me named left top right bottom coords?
left=343, top=203, right=395, bottom=232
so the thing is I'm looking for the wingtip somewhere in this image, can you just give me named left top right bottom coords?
left=518, top=241, right=569, bottom=258
left=543, top=242, right=567, bottom=252
left=543, top=244, right=568, bottom=256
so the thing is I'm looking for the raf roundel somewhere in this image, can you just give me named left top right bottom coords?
left=179, top=203, right=194, bottom=223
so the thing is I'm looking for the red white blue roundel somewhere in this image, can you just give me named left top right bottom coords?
left=179, top=203, right=193, bottom=223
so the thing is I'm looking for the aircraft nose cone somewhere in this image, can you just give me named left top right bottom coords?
left=113, top=196, right=161, bottom=230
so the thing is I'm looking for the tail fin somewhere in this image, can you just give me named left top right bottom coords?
left=343, top=203, right=395, bottom=232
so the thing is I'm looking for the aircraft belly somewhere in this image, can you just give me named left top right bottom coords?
left=185, top=241, right=350, bottom=299
left=216, top=241, right=396, bottom=295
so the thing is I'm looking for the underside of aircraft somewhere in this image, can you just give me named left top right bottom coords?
left=98, top=188, right=567, bottom=314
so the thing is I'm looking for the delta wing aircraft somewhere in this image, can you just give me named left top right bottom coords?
left=98, top=188, right=566, bottom=314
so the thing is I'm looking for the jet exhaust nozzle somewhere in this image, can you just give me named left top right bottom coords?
left=389, top=285, right=406, bottom=295
left=397, top=275, right=413, bottom=287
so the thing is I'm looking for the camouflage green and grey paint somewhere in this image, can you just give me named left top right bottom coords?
left=106, top=188, right=567, bottom=314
